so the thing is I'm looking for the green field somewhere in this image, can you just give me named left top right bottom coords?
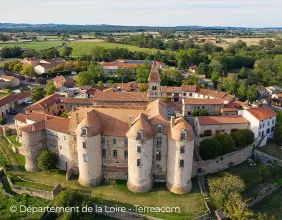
left=69, top=41, right=162, bottom=56
left=0, top=41, right=63, bottom=51
left=257, top=142, right=282, bottom=160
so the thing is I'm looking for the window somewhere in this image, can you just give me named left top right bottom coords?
left=259, top=132, right=261, bottom=137
left=83, top=154, right=88, bottom=162
left=189, top=93, right=192, bottom=96
left=180, top=132, right=186, bottom=140
left=113, top=150, right=117, bottom=158
left=202, top=106, right=205, bottom=109
left=113, top=138, right=116, bottom=144
left=102, top=136, right=105, bottom=144
left=137, top=146, right=141, bottom=153
left=197, top=106, right=200, bottom=109
left=102, top=149, right=106, bottom=157
left=124, top=150, right=128, bottom=158
left=137, top=159, right=141, bottom=167
left=81, top=127, right=87, bottom=136
left=157, top=125, right=163, bottom=133
left=267, top=121, right=270, bottom=126
left=180, top=146, right=185, bottom=153
left=198, top=94, right=200, bottom=97
left=266, top=128, right=270, bottom=134
left=124, top=138, right=128, bottom=146
left=271, top=126, right=274, bottom=132
left=188, top=111, right=191, bottom=116
left=272, top=119, right=275, bottom=124
left=82, top=142, right=86, bottom=149
left=157, top=137, right=162, bottom=147
left=183, top=93, right=186, bottom=96
left=137, top=132, right=142, bottom=140
left=156, top=152, right=161, bottom=161
left=180, top=160, right=184, bottom=168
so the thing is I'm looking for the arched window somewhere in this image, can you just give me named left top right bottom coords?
left=180, top=129, right=187, bottom=140
left=136, top=130, right=143, bottom=140
left=81, top=127, right=87, bottom=136
left=156, top=124, right=163, bottom=133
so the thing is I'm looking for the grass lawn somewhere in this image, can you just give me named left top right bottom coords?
left=0, top=41, right=63, bottom=51
left=257, top=142, right=282, bottom=160
left=251, top=186, right=282, bottom=219
left=0, top=138, right=206, bottom=220
left=68, top=41, right=163, bottom=56
left=0, top=58, right=20, bottom=68
left=208, top=161, right=272, bottom=190
left=7, top=135, right=22, bottom=148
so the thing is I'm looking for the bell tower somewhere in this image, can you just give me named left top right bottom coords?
left=147, top=60, right=161, bottom=102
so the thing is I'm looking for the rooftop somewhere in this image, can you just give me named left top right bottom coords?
left=148, top=61, right=161, bottom=82
left=197, top=115, right=249, bottom=125
left=93, top=92, right=148, bottom=102
left=183, top=98, right=223, bottom=105
left=246, top=107, right=277, bottom=121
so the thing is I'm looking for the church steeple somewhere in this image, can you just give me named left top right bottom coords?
left=147, top=60, right=161, bottom=102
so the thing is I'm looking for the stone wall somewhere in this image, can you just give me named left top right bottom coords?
left=192, top=144, right=254, bottom=177
left=254, top=150, right=282, bottom=167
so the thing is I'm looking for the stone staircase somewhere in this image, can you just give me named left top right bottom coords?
left=197, top=175, right=216, bottom=220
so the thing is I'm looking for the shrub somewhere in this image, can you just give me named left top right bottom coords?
left=237, top=129, right=254, bottom=145
left=199, top=138, right=223, bottom=160
left=0, top=117, right=6, bottom=125
left=231, top=131, right=246, bottom=148
left=37, top=151, right=57, bottom=171
left=214, top=134, right=236, bottom=154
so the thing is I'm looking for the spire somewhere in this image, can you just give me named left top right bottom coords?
left=148, top=60, right=161, bottom=83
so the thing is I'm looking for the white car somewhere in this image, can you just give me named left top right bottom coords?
left=24, top=100, right=33, bottom=104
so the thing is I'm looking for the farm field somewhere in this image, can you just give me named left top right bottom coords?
left=0, top=41, right=63, bottom=51
left=217, top=37, right=274, bottom=49
left=68, top=41, right=163, bottom=56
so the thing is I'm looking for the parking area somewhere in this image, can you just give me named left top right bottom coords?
left=5, top=104, right=27, bottom=129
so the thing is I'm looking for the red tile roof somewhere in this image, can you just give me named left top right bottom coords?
left=27, top=94, right=62, bottom=111
left=148, top=61, right=161, bottom=82
left=0, top=95, right=18, bottom=108
left=93, top=92, right=148, bottom=102
left=181, top=85, right=197, bottom=92
left=246, top=107, right=277, bottom=121
left=15, top=92, right=31, bottom=100
left=183, top=98, right=223, bottom=105
left=197, top=115, right=249, bottom=125
left=161, top=86, right=182, bottom=93
left=196, top=88, right=235, bottom=102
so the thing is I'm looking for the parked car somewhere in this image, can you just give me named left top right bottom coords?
left=9, top=111, right=17, bottom=115
left=24, top=100, right=33, bottom=105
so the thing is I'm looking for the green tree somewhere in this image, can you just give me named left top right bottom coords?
left=238, top=67, right=248, bottom=79
left=196, top=62, right=206, bottom=74
left=211, top=69, right=221, bottom=88
left=136, top=62, right=151, bottom=83
left=225, top=193, right=254, bottom=220
left=13, top=63, right=22, bottom=73
left=21, top=63, right=35, bottom=76
left=237, top=80, right=248, bottom=101
left=30, top=86, right=45, bottom=102
left=37, top=150, right=57, bottom=171
left=208, top=173, right=245, bottom=209
left=138, top=84, right=148, bottom=92
left=0, top=34, right=9, bottom=43
left=76, top=64, right=103, bottom=86
left=199, top=138, right=223, bottom=160
left=62, top=46, right=73, bottom=57
left=214, top=134, right=236, bottom=154
left=237, top=129, right=254, bottom=145
left=0, top=117, right=6, bottom=125
left=247, top=85, right=259, bottom=102
left=60, top=111, right=69, bottom=118
left=97, top=81, right=104, bottom=87
left=231, top=131, right=246, bottom=148
left=45, top=81, right=56, bottom=95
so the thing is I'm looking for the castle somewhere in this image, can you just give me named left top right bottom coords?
left=15, top=61, right=196, bottom=194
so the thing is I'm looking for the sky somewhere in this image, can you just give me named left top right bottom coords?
left=0, top=0, right=281, bottom=27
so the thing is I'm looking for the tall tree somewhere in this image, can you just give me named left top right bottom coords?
left=21, top=63, right=35, bottom=76
left=62, top=46, right=73, bottom=57
left=238, top=67, right=248, bottom=79
left=136, top=63, right=151, bottom=83
left=30, top=86, right=45, bottom=102
left=237, top=80, right=248, bottom=101
left=247, top=85, right=259, bottom=102
left=76, top=63, right=103, bottom=86
left=45, top=81, right=56, bottom=95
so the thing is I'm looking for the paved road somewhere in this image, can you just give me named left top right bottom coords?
left=5, top=105, right=26, bottom=129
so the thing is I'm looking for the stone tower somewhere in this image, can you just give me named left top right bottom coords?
left=75, top=110, right=103, bottom=187
left=167, top=117, right=195, bottom=194
left=147, top=61, right=161, bottom=102
left=20, top=121, right=46, bottom=171
left=126, top=114, right=154, bottom=192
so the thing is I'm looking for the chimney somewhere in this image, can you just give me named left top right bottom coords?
left=76, top=113, right=79, bottom=125
left=171, top=116, right=175, bottom=128
left=128, top=116, right=133, bottom=129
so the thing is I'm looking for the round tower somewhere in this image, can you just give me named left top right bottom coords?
left=167, top=117, right=195, bottom=194
left=126, top=114, right=154, bottom=192
left=21, top=123, right=46, bottom=171
left=75, top=110, right=103, bottom=187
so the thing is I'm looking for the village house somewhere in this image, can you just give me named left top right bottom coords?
left=51, top=75, right=76, bottom=90
left=0, top=75, right=20, bottom=88
left=14, top=92, right=31, bottom=105
left=21, top=57, right=40, bottom=67
left=0, top=95, right=18, bottom=117
left=182, top=98, right=224, bottom=116
left=194, top=115, right=250, bottom=137
left=161, top=86, right=182, bottom=102
left=257, top=85, right=267, bottom=98
left=266, top=85, right=281, bottom=96
left=34, top=58, right=66, bottom=74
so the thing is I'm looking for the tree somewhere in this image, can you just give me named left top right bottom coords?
left=45, top=81, right=56, bottom=95
left=37, top=150, right=57, bottom=171
left=136, top=63, right=151, bottom=83
left=237, top=129, right=254, bottom=145
left=225, top=193, right=254, bottom=220
left=257, top=212, right=277, bottom=220
left=30, top=86, right=45, bottom=102
left=231, top=131, right=246, bottom=148
left=21, top=63, right=35, bottom=76
left=97, top=81, right=104, bottom=87
left=211, top=69, right=221, bottom=89
left=208, top=173, right=245, bottom=209
left=0, top=117, right=6, bottom=125
left=214, top=134, right=236, bottom=154
left=247, top=85, right=259, bottom=102
left=60, top=111, right=69, bottom=118
left=138, top=83, right=148, bottom=92
left=199, top=138, right=223, bottom=160
left=62, top=46, right=73, bottom=57
left=76, top=63, right=103, bottom=86
left=0, top=34, right=9, bottom=43
left=237, top=80, right=248, bottom=101
left=196, top=62, right=206, bottom=74
left=238, top=67, right=248, bottom=79
left=22, top=49, right=39, bottom=58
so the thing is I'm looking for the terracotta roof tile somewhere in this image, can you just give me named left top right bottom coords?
left=246, top=107, right=277, bottom=121
left=15, top=92, right=31, bottom=100
left=0, top=95, right=18, bottom=108
left=161, top=86, right=182, bottom=93
left=93, top=92, right=148, bottom=102
left=148, top=61, right=161, bottom=82
left=169, top=118, right=194, bottom=141
left=181, top=85, right=197, bottom=92
left=27, top=94, right=62, bottom=111
left=183, top=98, right=223, bottom=105
left=197, top=115, right=249, bottom=125
left=196, top=88, right=235, bottom=102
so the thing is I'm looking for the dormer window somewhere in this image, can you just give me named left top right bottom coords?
left=81, top=127, right=87, bottom=136
left=156, top=124, right=163, bottom=133
left=180, top=129, right=187, bottom=141
left=136, top=130, right=143, bottom=140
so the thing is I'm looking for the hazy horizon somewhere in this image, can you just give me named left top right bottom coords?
left=1, top=0, right=281, bottom=28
